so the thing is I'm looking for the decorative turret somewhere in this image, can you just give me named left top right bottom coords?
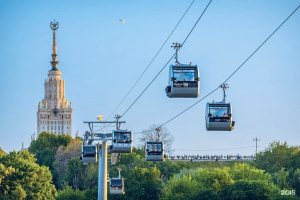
left=50, top=20, right=59, bottom=71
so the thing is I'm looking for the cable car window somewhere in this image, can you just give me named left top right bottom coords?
left=209, top=106, right=229, bottom=117
left=114, top=132, right=131, bottom=143
left=147, top=143, right=162, bottom=152
left=111, top=179, right=122, bottom=187
left=83, top=147, right=95, bottom=153
left=173, top=69, right=195, bottom=81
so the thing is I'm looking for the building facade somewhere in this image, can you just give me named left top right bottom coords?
left=37, top=21, right=73, bottom=137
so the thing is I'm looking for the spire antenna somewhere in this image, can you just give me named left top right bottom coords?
left=50, top=20, right=59, bottom=71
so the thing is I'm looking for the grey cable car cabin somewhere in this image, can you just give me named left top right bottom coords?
left=109, top=178, right=125, bottom=195
left=165, top=64, right=200, bottom=98
left=205, top=84, right=235, bottom=131
left=111, top=130, right=133, bottom=153
left=165, top=43, right=199, bottom=98
left=81, top=145, right=97, bottom=163
left=205, top=103, right=234, bottom=131
left=145, top=141, right=165, bottom=161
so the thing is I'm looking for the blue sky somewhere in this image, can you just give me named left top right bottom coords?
left=0, top=0, right=299, bottom=156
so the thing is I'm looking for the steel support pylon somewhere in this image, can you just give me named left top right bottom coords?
left=98, top=140, right=108, bottom=200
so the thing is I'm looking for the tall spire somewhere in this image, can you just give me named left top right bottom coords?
left=50, top=20, right=59, bottom=71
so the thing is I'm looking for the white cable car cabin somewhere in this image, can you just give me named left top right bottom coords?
left=205, top=102, right=235, bottom=131
left=111, top=130, right=132, bottom=153
left=145, top=141, right=165, bottom=161
left=165, top=64, right=200, bottom=98
left=81, top=145, right=97, bottom=163
left=109, top=178, right=125, bottom=195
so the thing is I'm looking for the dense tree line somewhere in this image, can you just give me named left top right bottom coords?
left=0, top=150, right=57, bottom=199
left=255, top=141, right=300, bottom=197
left=1, top=133, right=299, bottom=199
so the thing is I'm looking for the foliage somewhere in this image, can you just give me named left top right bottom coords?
left=56, top=184, right=85, bottom=200
left=163, top=163, right=281, bottom=200
left=35, top=148, right=55, bottom=170
left=255, top=141, right=300, bottom=196
left=28, top=131, right=73, bottom=176
left=0, top=147, right=7, bottom=157
left=194, top=167, right=233, bottom=192
left=163, top=173, right=199, bottom=200
left=28, top=131, right=72, bottom=154
left=290, top=168, right=300, bottom=196
left=21, top=137, right=300, bottom=199
left=108, top=166, right=162, bottom=200
left=53, top=138, right=82, bottom=189
left=119, top=149, right=149, bottom=169
left=191, top=188, right=220, bottom=200
left=221, top=180, right=280, bottom=200
left=126, top=166, right=162, bottom=200
left=255, top=141, right=299, bottom=173
left=0, top=150, right=57, bottom=200
left=273, top=168, right=290, bottom=190
left=55, top=184, right=98, bottom=200
left=155, top=159, right=184, bottom=180
left=230, top=162, right=272, bottom=182
left=83, top=163, right=98, bottom=190
left=66, top=158, right=87, bottom=190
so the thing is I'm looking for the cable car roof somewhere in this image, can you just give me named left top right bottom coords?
left=113, top=130, right=131, bottom=133
left=171, top=64, right=198, bottom=70
left=146, top=141, right=163, bottom=144
left=208, top=102, right=231, bottom=106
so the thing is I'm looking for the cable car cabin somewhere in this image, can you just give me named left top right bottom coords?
left=112, top=130, right=132, bottom=153
left=145, top=141, right=165, bottom=161
left=109, top=178, right=125, bottom=195
left=205, top=102, right=235, bottom=131
left=81, top=145, right=97, bottom=163
left=165, top=64, right=200, bottom=98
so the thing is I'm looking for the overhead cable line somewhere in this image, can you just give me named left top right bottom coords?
left=94, top=0, right=197, bottom=133
left=221, top=4, right=300, bottom=85
left=134, top=4, right=300, bottom=135
left=105, top=0, right=196, bottom=122
left=120, top=0, right=213, bottom=118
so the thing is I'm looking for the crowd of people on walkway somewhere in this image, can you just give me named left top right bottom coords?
left=167, top=154, right=256, bottom=160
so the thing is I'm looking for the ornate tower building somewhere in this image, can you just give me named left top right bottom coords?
left=37, top=21, right=73, bottom=137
